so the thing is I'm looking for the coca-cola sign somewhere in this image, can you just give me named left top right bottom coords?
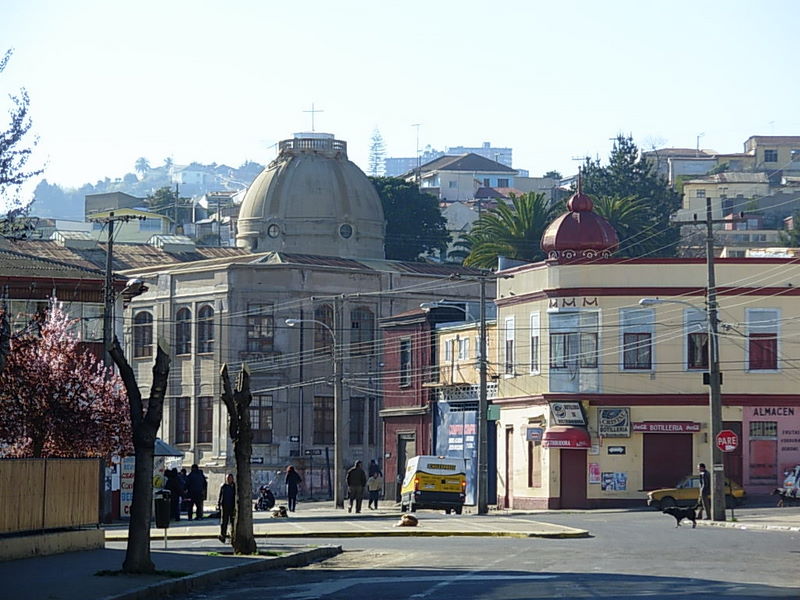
left=632, top=421, right=701, bottom=433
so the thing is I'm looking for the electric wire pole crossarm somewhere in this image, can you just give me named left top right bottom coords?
left=286, top=302, right=345, bottom=509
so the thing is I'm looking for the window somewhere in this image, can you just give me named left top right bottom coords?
left=791, top=149, right=800, bottom=162
left=140, top=218, right=162, bottom=231
left=457, top=337, right=469, bottom=361
left=197, top=396, right=213, bottom=443
left=686, top=309, right=708, bottom=370
left=504, top=317, right=515, bottom=375
left=764, top=149, right=778, bottom=163
left=349, top=397, right=365, bottom=445
left=530, top=312, right=540, bottom=373
left=314, top=304, right=334, bottom=353
left=197, top=305, right=214, bottom=353
left=448, top=180, right=457, bottom=189
left=549, top=312, right=599, bottom=370
left=133, top=311, right=153, bottom=358
left=444, top=338, right=454, bottom=362
left=82, top=303, right=103, bottom=342
left=748, top=309, right=778, bottom=370
left=696, top=189, right=706, bottom=198
left=620, top=308, right=653, bottom=370
left=313, top=396, right=334, bottom=445
left=483, top=178, right=490, bottom=187
left=174, top=396, right=190, bottom=443
left=528, top=441, right=542, bottom=488
left=399, top=339, right=412, bottom=387
left=175, top=307, right=192, bottom=355
left=368, top=397, right=377, bottom=445
left=350, top=307, right=375, bottom=356
left=246, top=303, right=274, bottom=353
left=497, top=178, right=509, bottom=187
left=250, top=394, right=273, bottom=443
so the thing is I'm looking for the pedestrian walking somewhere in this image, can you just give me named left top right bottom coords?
left=217, top=473, right=236, bottom=542
left=367, top=471, right=383, bottom=510
left=285, top=465, right=302, bottom=512
left=368, top=459, right=382, bottom=478
left=165, top=468, right=183, bottom=521
left=697, top=463, right=711, bottom=520
left=186, top=464, right=208, bottom=520
left=346, top=460, right=367, bottom=513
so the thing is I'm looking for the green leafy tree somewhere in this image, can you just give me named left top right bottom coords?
left=370, top=176, right=450, bottom=261
left=460, top=192, right=562, bottom=269
left=780, top=213, right=800, bottom=247
left=543, top=170, right=562, bottom=180
left=582, top=135, right=681, bottom=257
left=145, top=185, right=191, bottom=227
left=134, top=157, right=150, bottom=177
left=592, top=195, right=655, bottom=258
left=0, top=49, right=43, bottom=214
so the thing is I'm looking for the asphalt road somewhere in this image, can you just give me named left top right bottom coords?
left=178, top=511, right=800, bottom=599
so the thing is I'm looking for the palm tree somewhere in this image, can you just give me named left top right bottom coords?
left=134, top=157, right=150, bottom=178
left=461, top=192, right=562, bottom=269
left=592, top=195, right=659, bottom=258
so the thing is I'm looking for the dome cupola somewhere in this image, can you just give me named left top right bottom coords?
left=236, top=132, right=385, bottom=258
left=540, top=184, right=619, bottom=261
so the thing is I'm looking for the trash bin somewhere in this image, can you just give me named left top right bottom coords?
left=154, top=489, right=171, bottom=529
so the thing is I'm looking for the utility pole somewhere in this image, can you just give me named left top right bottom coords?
left=477, top=275, right=489, bottom=514
left=333, top=295, right=345, bottom=509
left=674, top=201, right=742, bottom=522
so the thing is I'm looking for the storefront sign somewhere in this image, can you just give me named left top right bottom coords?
left=526, top=427, right=544, bottom=442
left=608, top=446, right=626, bottom=455
left=633, top=421, right=701, bottom=433
left=550, top=401, right=586, bottom=426
left=598, top=408, right=631, bottom=438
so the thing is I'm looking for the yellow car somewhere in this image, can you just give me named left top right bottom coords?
left=647, top=475, right=746, bottom=509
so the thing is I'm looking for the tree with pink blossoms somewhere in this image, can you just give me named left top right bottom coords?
left=0, top=299, right=131, bottom=458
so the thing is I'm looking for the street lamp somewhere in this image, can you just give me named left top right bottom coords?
left=420, top=279, right=489, bottom=515
left=638, top=297, right=726, bottom=521
left=286, top=316, right=345, bottom=509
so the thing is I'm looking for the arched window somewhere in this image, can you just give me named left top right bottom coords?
left=133, top=311, right=153, bottom=358
left=197, top=305, right=214, bottom=353
left=175, top=307, right=192, bottom=355
left=350, top=306, right=375, bottom=356
left=314, top=304, right=334, bottom=353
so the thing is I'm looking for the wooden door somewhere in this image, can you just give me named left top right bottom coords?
left=559, top=450, right=587, bottom=508
left=642, top=433, right=693, bottom=490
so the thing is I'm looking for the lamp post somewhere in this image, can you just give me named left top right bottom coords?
left=421, top=278, right=489, bottom=515
left=639, top=296, right=726, bottom=521
left=286, top=312, right=345, bottom=509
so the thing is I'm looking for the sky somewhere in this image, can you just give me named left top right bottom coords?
left=1, top=0, right=799, bottom=194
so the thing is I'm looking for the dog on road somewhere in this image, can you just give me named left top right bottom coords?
left=662, top=505, right=697, bottom=528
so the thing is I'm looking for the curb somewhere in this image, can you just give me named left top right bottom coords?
left=100, top=545, right=342, bottom=600
left=106, top=528, right=589, bottom=541
left=697, top=520, right=800, bottom=533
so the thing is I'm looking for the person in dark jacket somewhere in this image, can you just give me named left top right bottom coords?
left=165, top=468, right=184, bottom=521
left=285, top=465, right=302, bottom=512
left=217, top=473, right=236, bottom=542
left=346, top=460, right=367, bottom=513
left=368, top=459, right=382, bottom=478
left=186, top=464, right=207, bottom=520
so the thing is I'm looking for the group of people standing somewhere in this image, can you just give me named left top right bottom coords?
left=163, top=464, right=208, bottom=522
left=346, top=459, right=383, bottom=513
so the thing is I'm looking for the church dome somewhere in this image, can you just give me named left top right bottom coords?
left=236, top=133, right=385, bottom=258
left=540, top=189, right=619, bottom=261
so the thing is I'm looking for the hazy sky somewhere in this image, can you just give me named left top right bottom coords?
left=2, top=0, right=798, bottom=190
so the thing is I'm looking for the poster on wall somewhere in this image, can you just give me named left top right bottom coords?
left=588, top=463, right=601, bottom=484
left=601, top=472, right=627, bottom=491
left=598, top=408, right=631, bottom=438
left=550, top=401, right=586, bottom=426
left=120, top=456, right=135, bottom=518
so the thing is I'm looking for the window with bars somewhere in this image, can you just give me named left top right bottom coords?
left=246, top=303, right=274, bottom=353
left=748, top=308, right=778, bottom=370
left=175, top=396, right=190, bottom=443
left=349, top=397, right=365, bottom=445
left=764, top=149, right=778, bottom=163
left=133, top=311, right=153, bottom=358
left=313, top=396, right=334, bottom=445
left=249, top=394, right=273, bottom=443
left=197, top=304, right=214, bottom=354
left=197, top=396, right=213, bottom=443
left=350, top=307, right=375, bottom=356
left=314, top=305, right=334, bottom=353
left=399, top=338, right=412, bottom=387
left=175, top=307, right=192, bottom=355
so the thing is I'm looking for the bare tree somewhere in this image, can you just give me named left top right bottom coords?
left=220, top=363, right=257, bottom=554
left=110, top=336, right=171, bottom=574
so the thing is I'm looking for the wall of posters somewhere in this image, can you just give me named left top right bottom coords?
left=601, top=471, right=627, bottom=491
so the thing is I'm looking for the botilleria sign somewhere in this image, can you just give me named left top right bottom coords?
left=632, top=422, right=701, bottom=433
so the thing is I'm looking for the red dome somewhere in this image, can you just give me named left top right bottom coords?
left=541, top=190, right=619, bottom=261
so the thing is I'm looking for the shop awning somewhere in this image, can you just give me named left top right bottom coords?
left=542, top=426, right=591, bottom=449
